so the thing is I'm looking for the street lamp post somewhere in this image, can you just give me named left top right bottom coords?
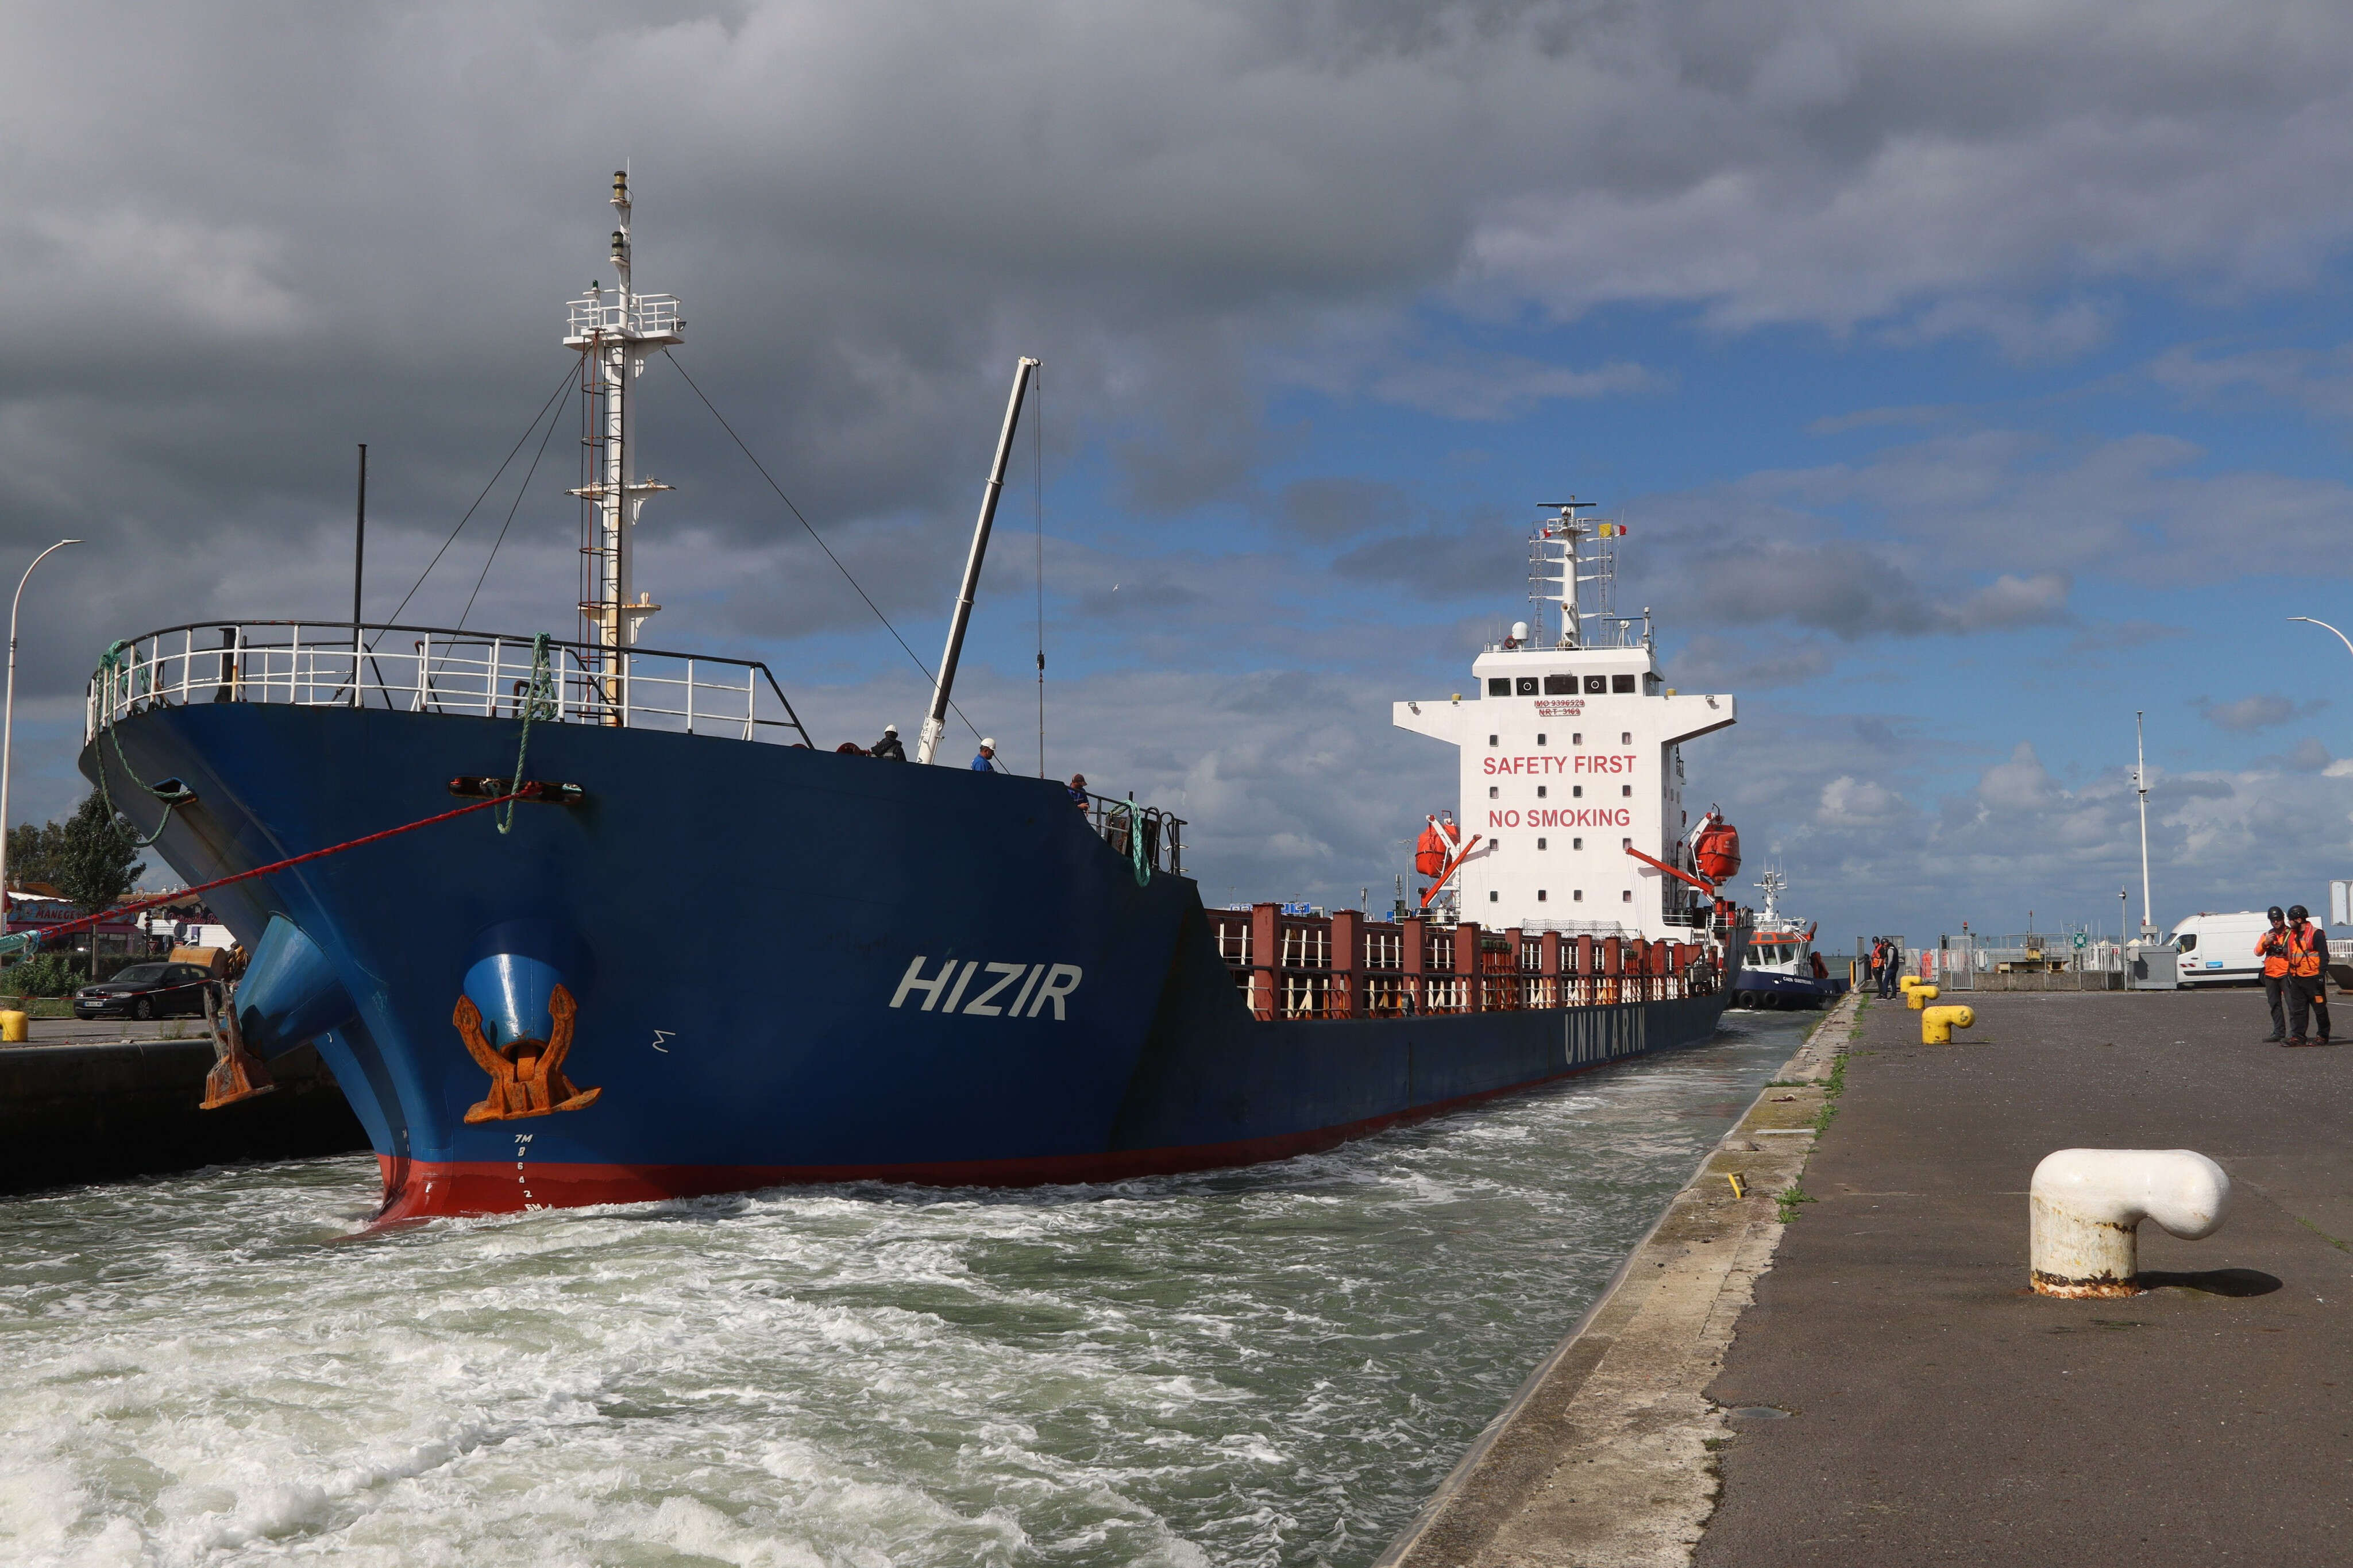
left=0, top=539, right=83, bottom=934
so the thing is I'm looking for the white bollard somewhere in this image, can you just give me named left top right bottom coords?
left=2029, top=1149, right=2230, bottom=1297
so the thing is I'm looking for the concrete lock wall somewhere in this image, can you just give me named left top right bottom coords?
left=0, top=1041, right=368, bottom=1196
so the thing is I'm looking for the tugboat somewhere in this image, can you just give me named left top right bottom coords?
left=74, top=176, right=1753, bottom=1221
left=1727, top=867, right=1843, bottom=1009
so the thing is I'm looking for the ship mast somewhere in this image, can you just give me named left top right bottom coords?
left=1529, top=500, right=1613, bottom=648
left=564, top=171, right=683, bottom=709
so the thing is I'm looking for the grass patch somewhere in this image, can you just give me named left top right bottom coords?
left=1810, top=1051, right=1849, bottom=1134
left=1776, top=1184, right=1818, bottom=1223
left=2293, top=1214, right=2352, bottom=1253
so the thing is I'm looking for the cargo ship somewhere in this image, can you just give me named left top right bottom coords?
left=77, top=176, right=1750, bottom=1221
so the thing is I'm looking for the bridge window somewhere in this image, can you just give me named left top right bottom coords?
left=1537, top=837, right=1547, bottom=849
left=1583, top=675, right=1606, bottom=694
left=1536, top=733, right=1546, bottom=745
left=1516, top=677, right=1540, bottom=696
left=1573, top=890, right=1584, bottom=902
left=1612, top=674, right=1635, bottom=693
left=1537, top=786, right=1547, bottom=798
left=1544, top=674, right=1575, bottom=695
left=1537, top=890, right=1548, bottom=902
left=1622, top=785, right=1632, bottom=797
left=1621, top=731, right=1631, bottom=744
left=1487, top=678, right=1510, bottom=697
left=1488, top=733, right=1498, bottom=746
left=1622, top=890, right=1633, bottom=902
left=1572, top=785, right=1582, bottom=798
left=1489, top=890, right=1499, bottom=902
left=1573, top=837, right=1583, bottom=849
left=1488, top=786, right=1499, bottom=799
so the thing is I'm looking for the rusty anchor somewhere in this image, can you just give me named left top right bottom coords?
left=198, top=983, right=277, bottom=1110
left=454, top=982, right=600, bottom=1124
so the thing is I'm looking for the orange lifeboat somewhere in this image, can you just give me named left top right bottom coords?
left=1694, top=814, right=1742, bottom=882
left=1414, top=822, right=1448, bottom=878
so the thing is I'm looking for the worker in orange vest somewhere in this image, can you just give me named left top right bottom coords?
left=2282, top=903, right=2331, bottom=1047
left=2255, top=905, right=2292, bottom=1042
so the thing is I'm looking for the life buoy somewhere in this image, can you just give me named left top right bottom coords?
left=1414, top=824, right=1448, bottom=878
left=1694, top=818, right=1742, bottom=881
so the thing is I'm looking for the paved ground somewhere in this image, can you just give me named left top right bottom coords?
left=1696, top=988, right=2352, bottom=1566
left=2, top=1016, right=188, bottom=1048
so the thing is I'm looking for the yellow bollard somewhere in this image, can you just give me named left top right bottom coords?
left=1922, top=1004, right=1974, bottom=1044
left=0, top=1010, right=27, bottom=1042
left=1906, top=983, right=1939, bottom=1010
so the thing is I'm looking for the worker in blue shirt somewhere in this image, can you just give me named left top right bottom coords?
left=971, top=738, right=999, bottom=772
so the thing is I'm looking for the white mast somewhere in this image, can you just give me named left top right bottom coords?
left=2134, top=710, right=2154, bottom=939
left=1527, top=500, right=1614, bottom=649
left=564, top=171, right=683, bottom=706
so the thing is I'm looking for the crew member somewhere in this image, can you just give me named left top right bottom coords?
left=870, top=723, right=906, bottom=760
left=2284, top=903, right=2331, bottom=1046
left=1878, top=938, right=1903, bottom=999
left=2255, top=905, right=2292, bottom=1042
left=1066, top=773, right=1090, bottom=809
left=971, top=738, right=1000, bottom=773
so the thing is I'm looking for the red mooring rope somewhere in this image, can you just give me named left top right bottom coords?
left=9, top=790, right=527, bottom=953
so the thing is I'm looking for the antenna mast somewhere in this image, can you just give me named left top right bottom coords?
left=564, top=171, right=683, bottom=713
left=2134, top=710, right=2154, bottom=939
left=1528, top=500, right=1613, bottom=648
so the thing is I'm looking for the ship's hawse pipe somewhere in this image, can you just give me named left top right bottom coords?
left=916, top=357, right=1040, bottom=765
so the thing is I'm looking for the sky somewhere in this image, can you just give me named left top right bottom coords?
left=7, top=0, right=2353, bottom=948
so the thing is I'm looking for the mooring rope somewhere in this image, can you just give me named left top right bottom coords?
left=0, top=787, right=531, bottom=959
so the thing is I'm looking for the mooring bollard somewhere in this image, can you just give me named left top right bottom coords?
left=0, top=1010, right=24, bottom=1043
left=1920, top=1003, right=1973, bottom=1043
left=2029, top=1149, right=2230, bottom=1297
left=1905, top=983, right=1939, bottom=1010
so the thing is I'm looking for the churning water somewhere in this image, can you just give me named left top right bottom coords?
left=2, top=1014, right=1807, bottom=1568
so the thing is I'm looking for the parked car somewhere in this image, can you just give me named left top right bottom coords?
left=74, top=963, right=218, bottom=1021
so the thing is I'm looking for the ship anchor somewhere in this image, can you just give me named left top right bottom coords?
left=454, top=983, right=601, bottom=1123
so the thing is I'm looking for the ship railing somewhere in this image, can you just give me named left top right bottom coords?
left=86, top=621, right=814, bottom=748
left=1208, top=903, right=1721, bottom=1020
left=565, top=293, right=684, bottom=340
left=1079, top=789, right=1186, bottom=878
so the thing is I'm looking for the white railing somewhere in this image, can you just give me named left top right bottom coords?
left=564, top=292, right=684, bottom=341
left=87, top=622, right=811, bottom=747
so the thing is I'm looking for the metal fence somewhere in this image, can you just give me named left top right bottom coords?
left=1919, top=939, right=2127, bottom=992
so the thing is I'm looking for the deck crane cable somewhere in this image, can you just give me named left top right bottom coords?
left=387, top=359, right=580, bottom=627
left=661, top=351, right=988, bottom=747
left=1035, top=363, right=1045, bottom=779
left=458, top=382, right=571, bottom=631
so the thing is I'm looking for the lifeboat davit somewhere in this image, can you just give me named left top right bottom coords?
left=1694, top=814, right=1742, bottom=882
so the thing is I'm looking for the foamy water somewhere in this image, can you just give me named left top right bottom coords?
left=1, top=1014, right=1805, bottom=1568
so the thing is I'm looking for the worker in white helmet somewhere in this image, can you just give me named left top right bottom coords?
left=971, top=737, right=1000, bottom=773
left=870, top=723, right=906, bottom=761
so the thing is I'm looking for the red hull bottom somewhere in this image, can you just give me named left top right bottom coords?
left=372, top=1066, right=1598, bottom=1223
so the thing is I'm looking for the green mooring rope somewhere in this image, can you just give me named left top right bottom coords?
left=1121, top=803, right=1151, bottom=888
left=90, top=640, right=184, bottom=848
left=496, top=634, right=558, bottom=835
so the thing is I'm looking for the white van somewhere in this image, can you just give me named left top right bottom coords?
left=2170, top=907, right=2324, bottom=987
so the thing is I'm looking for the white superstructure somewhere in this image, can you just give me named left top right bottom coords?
left=1392, top=503, right=1734, bottom=939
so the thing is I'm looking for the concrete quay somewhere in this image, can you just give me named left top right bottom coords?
left=1384, top=987, right=2352, bottom=1567
left=0, top=1038, right=368, bottom=1197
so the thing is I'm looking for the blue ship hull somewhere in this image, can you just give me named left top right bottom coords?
left=86, top=701, right=1729, bottom=1219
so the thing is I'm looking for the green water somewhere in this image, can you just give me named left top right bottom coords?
left=0, top=1013, right=1807, bottom=1568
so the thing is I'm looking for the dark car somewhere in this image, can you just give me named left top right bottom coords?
left=74, top=963, right=217, bottom=1021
